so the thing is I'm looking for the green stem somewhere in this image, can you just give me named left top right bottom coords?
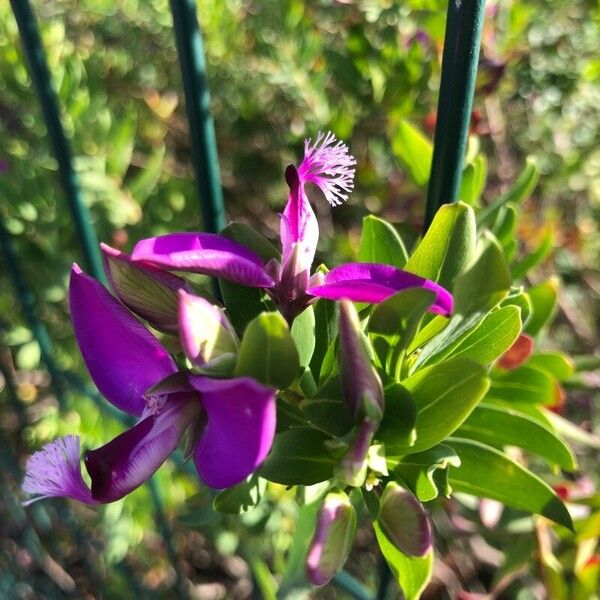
left=9, top=0, right=104, bottom=281
left=424, top=0, right=486, bottom=231
left=169, top=0, right=226, bottom=235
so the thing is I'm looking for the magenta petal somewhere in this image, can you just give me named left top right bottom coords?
left=189, top=376, right=276, bottom=488
left=69, top=264, right=177, bottom=416
left=307, top=263, right=453, bottom=315
left=131, top=232, right=275, bottom=288
left=22, top=435, right=96, bottom=505
left=85, top=394, right=200, bottom=502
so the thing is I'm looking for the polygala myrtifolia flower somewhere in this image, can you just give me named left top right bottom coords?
left=22, top=265, right=276, bottom=504
left=124, top=131, right=452, bottom=323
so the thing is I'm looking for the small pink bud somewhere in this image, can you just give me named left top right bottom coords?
left=306, top=490, right=357, bottom=586
left=338, top=300, right=384, bottom=422
left=377, top=482, right=432, bottom=557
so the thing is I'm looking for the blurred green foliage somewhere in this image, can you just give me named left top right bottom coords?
left=0, top=0, right=598, bottom=597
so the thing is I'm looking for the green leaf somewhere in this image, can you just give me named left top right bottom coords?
left=278, top=491, right=327, bottom=598
left=447, top=437, right=573, bottom=530
left=220, top=222, right=280, bottom=263
left=493, top=204, right=517, bottom=244
left=378, top=384, right=418, bottom=450
left=276, top=399, right=309, bottom=432
left=453, top=232, right=511, bottom=316
left=444, top=305, right=522, bottom=365
left=368, top=288, right=436, bottom=372
left=259, top=428, right=336, bottom=485
left=213, top=475, right=267, bottom=514
left=234, top=312, right=299, bottom=388
left=390, top=119, right=432, bottom=187
left=477, top=158, right=539, bottom=226
left=526, top=352, right=575, bottom=381
left=310, top=299, right=339, bottom=382
left=392, top=444, right=461, bottom=501
left=501, top=290, right=533, bottom=328
left=459, top=154, right=487, bottom=207
left=511, top=228, right=553, bottom=280
left=525, top=278, right=559, bottom=336
left=358, top=215, right=408, bottom=268
left=301, top=399, right=353, bottom=437
left=489, top=365, right=556, bottom=404
left=222, top=285, right=269, bottom=333
left=374, top=522, right=434, bottom=600
left=218, top=224, right=279, bottom=331
left=382, top=358, right=490, bottom=456
left=457, top=403, right=577, bottom=470
left=405, top=202, right=476, bottom=291
left=291, top=306, right=316, bottom=369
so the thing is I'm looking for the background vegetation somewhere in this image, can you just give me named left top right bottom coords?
left=1, top=0, right=598, bottom=597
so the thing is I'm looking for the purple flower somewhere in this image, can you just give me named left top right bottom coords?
left=127, top=132, right=452, bottom=322
left=22, top=265, right=276, bottom=504
left=307, top=263, right=453, bottom=315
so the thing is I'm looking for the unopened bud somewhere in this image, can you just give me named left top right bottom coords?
left=335, top=418, right=377, bottom=487
left=339, top=300, right=384, bottom=422
left=102, top=243, right=188, bottom=333
left=178, top=290, right=238, bottom=368
left=306, top=490, right=357, bottom=586
left=377, top=482, right=432, bottom=557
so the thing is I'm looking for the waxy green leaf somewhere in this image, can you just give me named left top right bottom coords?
left=511, top=228, right=553, bottom=280
left=368, top=288, right=436, bottom=373
left=213, top=474, right=267, bottom=514
left=489, top=365, right=556, bottom=405
left=358, top=215, right=408, bottom=269
left=235, top=312, right=299, bottom=388
left=457, top=403, right=577, bottom=470
left=477, top=158, right=539, bottom=227
left=405, top=202, right=476, bottom=291
left=447, top=437, right=573, bottom=530
left=459, top=154, right=487, bottom=207
left=374, top=522, right=434, bottom=600
left=444, top=305, right=522, bottom=365
left=392, top=444, right=461, bottom=501
left=525, top=278, right=559, bottom=336
left=310, top=299, right=339, bottom=382
left=382, top=358, right=489, bottom=456
left=453, top=232, right=511, bottom=316
left=259, top=428, right=336, bottom=485
left=526, top=352, right=575, bottom=381
left=301, top=399, right=353, bottom=437
left=377, top=384, right=417, bottom=451
left=390, top=119, right=432, bottom=187
left=291, top=305, right=316, bottom=369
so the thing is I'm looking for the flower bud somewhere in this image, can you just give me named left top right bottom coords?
left=338, top=300, right=384, bottom=422
left=102, top=243, right=189, bottom=333
left=178, top=290, right=238, bottom=368
left=335, top=418, right=377, bottom=488
left=306, top=490, right=357, bottom=586
left=377, top=482, right=432, bottom=557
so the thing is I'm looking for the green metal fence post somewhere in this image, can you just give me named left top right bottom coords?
left=9, top=0, right=104, bottom=281
left=424, top=0, right=486, bottom=231
left=169, top=0, right=226, bottom=234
